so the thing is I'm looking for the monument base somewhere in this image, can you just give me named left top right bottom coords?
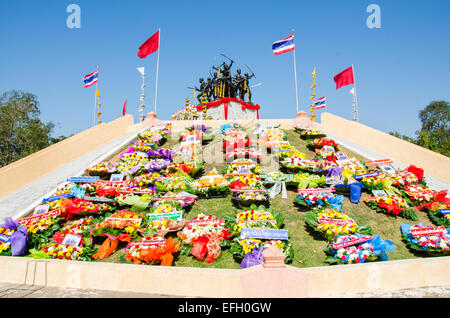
left=195, top=97, right=260, bottom=120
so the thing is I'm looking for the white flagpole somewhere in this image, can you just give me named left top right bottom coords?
left=94, top=66, right=99, bottom=126
left=292, top=30, right=299, bottom=114
left=351, top=64, right=359, bottom=122
left=154, top=28, right=160, bottom=114
left=93, top=82, right=97, bottom=126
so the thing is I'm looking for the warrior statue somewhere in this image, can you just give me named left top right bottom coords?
left=211, top=71, right=220, bottom=100
left=213, top=58, right=233, bottom=97
left=194, top=78, right=208, bottom=104
left=233, top=69, right=246, bottom=100
left=205, top=77, right=214, bottom=102
left=243, top=72, right=255, bottom=104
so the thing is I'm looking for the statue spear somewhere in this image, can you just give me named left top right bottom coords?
left=220, top=53, right=234, bottom=63
left=244, top=64, right=256, bottom=78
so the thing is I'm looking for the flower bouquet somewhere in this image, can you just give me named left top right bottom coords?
left=30, top=242, right=93, bottom=261
left=359, top=172, right=393, bottom=191
left=146, top=147, right=172, bottom=160
left=391, top=169, right=420, bottom=188
left=86, top=161, right=116, bottom=178
left=52, top=216, right=95, bottom=247
left=272, top=142, right=306, bottom=160
left=336, top=158, right=368, bottom=179
left=315, top=148, right=338, bottom=162
left=299, top=129, right=327, bottom=140
left=133, top=172, right=163, bottom=187
left=166, top=160, right=203, bottom=177
left=225, top=148, right=262, bottom=163
left=172, top=105, right=199, bottom=120
left=60, top=197, right=114, bottom=220
left=147, top=158, right=171, bottom=173
left=18, top=210, right=63, bottom=249
left=227, top=173, right=263, bottom=191
left=400, top=184, right=438, bottom=207
left=227, top=205, right=293, bottom=265
left=116, top=152, right=149, bottom=176
left=177, top=214, right=231, bottom=264
left=293, top=172, right=327, bottom=189
left=91, top=210, right=143, bottom=238
left=91, top=179, right=134, bottom=199
left=185, top=124, right=210, bottom=133
left=144, top=200, right=186, bottom=236
left=307, top=138, right=339, bottom=151
left=231, top=189, right=269, bottom=207
left=0, top=228, right=13, bottom=255
left=259, top=128, right=286, bottom=151
left=172, top=140, right=202, bottom=163
left=189, top=168, right=230, bottom=198
left=229, top=238, right=293, bottom=266
left=130, top=142, right=155, bottom=153
left=179, top=129, right=202, bottom=142
left=325, top=233, right=395, bottom=265
left=90, top=210, right=143, bottom=259
left=221, top=123, right=244, bottom=134
left=282, top=157, right=336, bottom=174
left=401, top=223, right=450, bottom=255
left=305, top=208, right=372, bottom=241
left=115, top=192, right=154, bottom=212
left=225, top=159, right=262, bottom=175
left=226, top=205, right=284, bottom=237
left=294, top=188, right=342, bottom=208
left=415, top=190, right=450, bottom=227
left=223, top=137, right=253, bottom=153
left=123, top=235, right=180, bottom=265
left=223, top=127, right=247, bottom=139
left=364, top=195, right=418, bottom=220
left=155, top=173, right=194, bottom=193
left=137, top=125, right=171, bottom=145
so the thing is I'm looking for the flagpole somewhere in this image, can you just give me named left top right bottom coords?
left=351, top=64, right=359, bottom=122
left=154, top=28, right=160, bottom=115
left=94, top=82, right=98, bottom=126
left=292, top=29, right=299, bottom=114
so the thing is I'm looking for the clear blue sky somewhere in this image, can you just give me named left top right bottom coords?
left=1, top=0, right=449, bottom=138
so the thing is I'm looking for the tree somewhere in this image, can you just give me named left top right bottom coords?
left=390, top=100, right=449, bottom=157
left=0, top=90, right=66, bottom=168
left=416, top=101, right=449, bottom=156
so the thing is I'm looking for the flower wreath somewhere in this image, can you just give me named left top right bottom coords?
left=177, top=214, right=231, bottom=264
left=401, top=223, right=450, bottom=256
left=123, top=235, right=180, bottom=266
left=325, top=233, right=395, bottom=265
left=305, top=208, right=372, bottom=241
left=364, top=195, right=418, bottom=220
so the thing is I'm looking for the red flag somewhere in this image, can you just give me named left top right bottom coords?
left=137, top=30, right=159, bottom=59
left=122, top=98, right=127, bottom=116
left=333, top=66, right=354, bottom=90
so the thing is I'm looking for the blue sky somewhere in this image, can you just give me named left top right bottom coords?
left=1, top=0, right=449, bottom=138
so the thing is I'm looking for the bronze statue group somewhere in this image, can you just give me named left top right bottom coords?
left=190, top=57, right=255, bottom=105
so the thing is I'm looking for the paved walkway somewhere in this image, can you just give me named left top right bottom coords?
left=0, top=131, right=138, bottom=221
left=0, top=282, right=448, bottom=298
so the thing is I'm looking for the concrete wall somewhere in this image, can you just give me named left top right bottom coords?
left=319, top=112, right=450, bottom=184
left=1, top=255, right=448, bottom=297
left=0, top=115, right=134, bottom=198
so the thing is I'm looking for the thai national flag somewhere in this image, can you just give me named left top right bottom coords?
left=83, top=68, right=98, bottom=88
left=272, top=31, right=295, bottom=55
left=314, top=96, right=327, bottom=109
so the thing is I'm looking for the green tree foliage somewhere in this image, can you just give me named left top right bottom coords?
left=0, top=90, right=66, bottom=168
left=390, top=100, right=449, bottom=157
left=416, top=101, right=449, bottom=156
